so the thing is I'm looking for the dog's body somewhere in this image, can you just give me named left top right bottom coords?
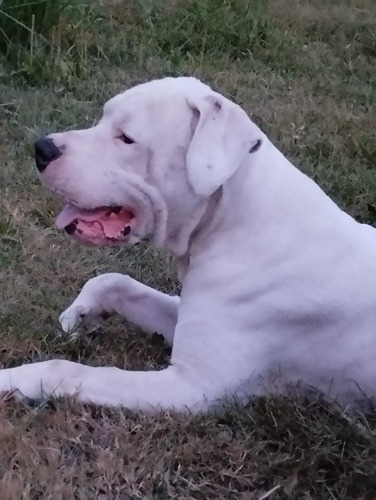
left=1, top=77, right=376, bottom=410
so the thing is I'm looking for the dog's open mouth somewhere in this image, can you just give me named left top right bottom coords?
left=56, top=204, right=135, bottom=246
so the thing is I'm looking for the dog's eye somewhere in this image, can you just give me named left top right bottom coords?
left=118, top=133, right=134, bottom=144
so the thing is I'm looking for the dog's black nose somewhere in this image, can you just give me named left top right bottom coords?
left=35, top=137, right=62, bottom=172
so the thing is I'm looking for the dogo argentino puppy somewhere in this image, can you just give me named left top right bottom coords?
left=1, top=77, right=375, bottom=411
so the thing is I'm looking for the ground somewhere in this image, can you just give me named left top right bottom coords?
left=0, top=0, right=376, bottom=498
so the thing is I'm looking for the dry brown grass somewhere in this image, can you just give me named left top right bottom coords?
left=1, top=396, right=376, bottom=499
left=1, top=0, right=376, bottom=497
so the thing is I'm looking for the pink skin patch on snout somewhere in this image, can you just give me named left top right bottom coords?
left=56, top=204, right=135, bottom=246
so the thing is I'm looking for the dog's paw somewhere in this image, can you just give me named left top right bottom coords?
left=59, top=303, right=110, bottom=337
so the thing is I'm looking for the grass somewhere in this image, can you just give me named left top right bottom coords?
left=1, top=0, right=376, bottom=497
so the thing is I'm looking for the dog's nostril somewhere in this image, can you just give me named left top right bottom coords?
left=34, top=137, right=62, bottom=172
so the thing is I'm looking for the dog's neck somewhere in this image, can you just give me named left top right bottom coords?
left=164, top=187, right=222, bottom=258
left=165, top=139, right=303, bottom=279
left=166, top=145, right=274, bottom=277
left=173, top=187, right=224, bottom=281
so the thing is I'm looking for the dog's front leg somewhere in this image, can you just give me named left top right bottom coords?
left=0, top=360, right=205, bottom=411
left=59, top=273, right=180, bottom=345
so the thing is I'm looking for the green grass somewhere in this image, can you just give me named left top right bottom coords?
left=0, top=0, right=101, bottom=83
left=1, top=0, right=376, bottom=497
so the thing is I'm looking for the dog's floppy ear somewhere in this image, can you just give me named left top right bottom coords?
left=186, top=93, right=263, bottom=197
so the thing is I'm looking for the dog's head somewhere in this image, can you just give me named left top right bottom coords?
left=35, top=77, right=263, bottom=253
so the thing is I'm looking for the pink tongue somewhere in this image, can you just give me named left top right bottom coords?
left=56, top=204, right=112, bottom=229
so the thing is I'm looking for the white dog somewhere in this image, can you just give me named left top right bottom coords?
left=1, top=76, right=376, bottom=411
